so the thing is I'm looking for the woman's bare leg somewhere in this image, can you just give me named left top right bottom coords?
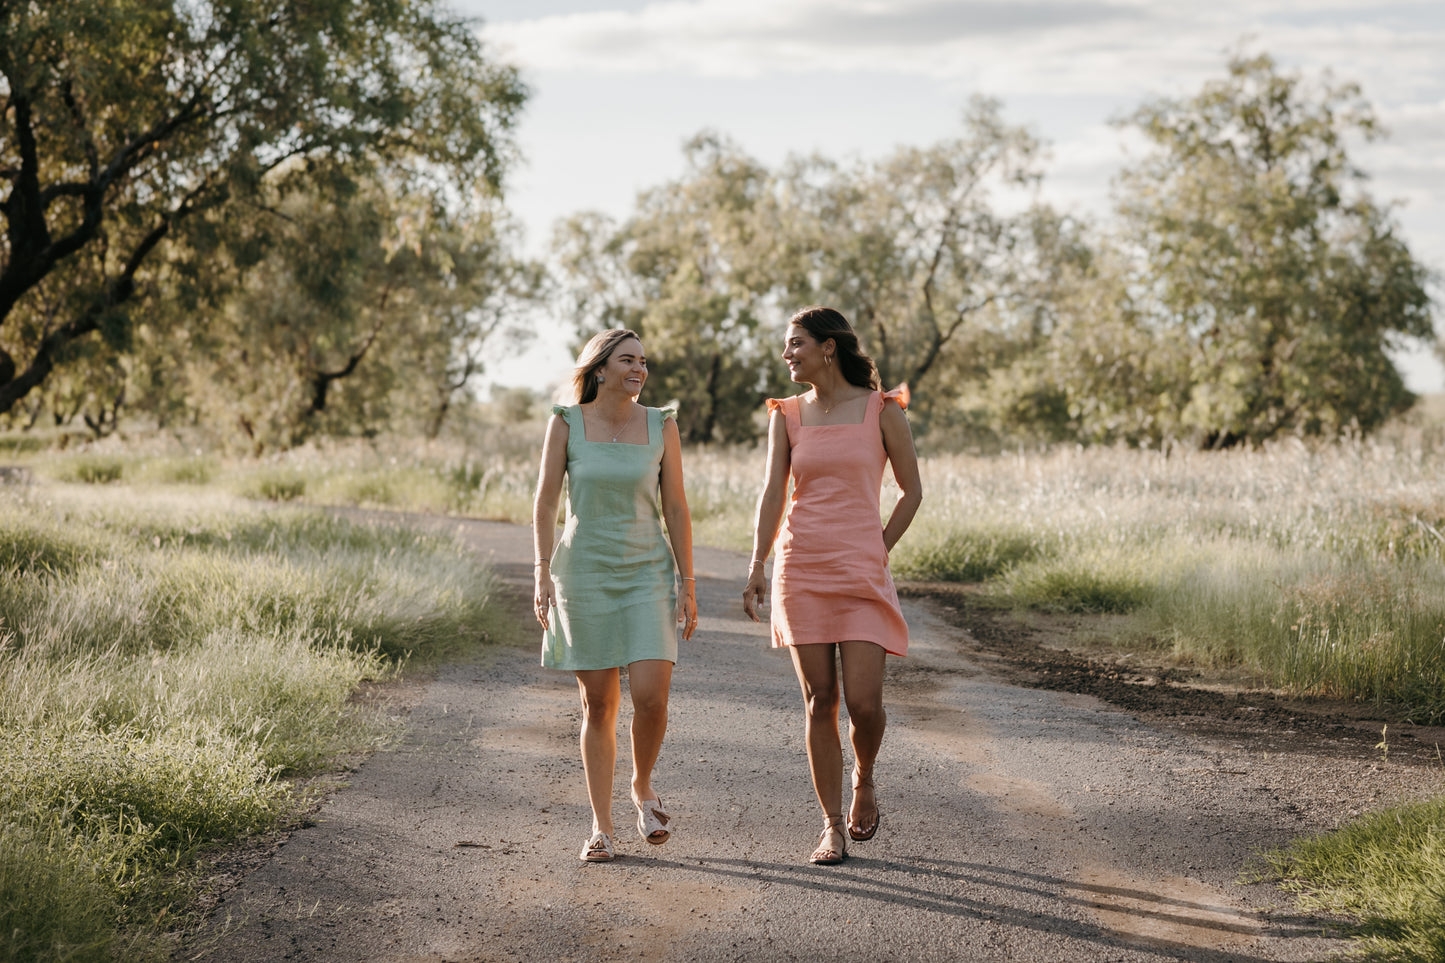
left=575, top=668, right=621, bottom=835
left=789, top=644, right=843, bottom=822
left=626, top=659, right=673, bottom=802
left=840, top=640, right=886, bottom=836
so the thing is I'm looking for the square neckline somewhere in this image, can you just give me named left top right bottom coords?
left=795, top=390, right=876, bottom=428
left=577, top=404, right=652, bottom=446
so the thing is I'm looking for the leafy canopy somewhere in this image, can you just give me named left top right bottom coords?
left=0, top=0, right=526, bottom=415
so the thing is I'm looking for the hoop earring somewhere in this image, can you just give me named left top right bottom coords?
left=825, top=354, right=832, bottom=366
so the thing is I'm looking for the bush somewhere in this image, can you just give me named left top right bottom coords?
left=50, top=456, right=125, bottom=485
left=236, top=470, right=306, bottom=502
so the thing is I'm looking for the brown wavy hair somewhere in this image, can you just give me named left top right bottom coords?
left=569, top=328, right=643, bottom=404
left=788, top=306, right=880, bottom=390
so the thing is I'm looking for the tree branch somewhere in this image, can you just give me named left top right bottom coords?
left=0, top=175, right=220, bottom=413
left=308, top=316, right=387, bottom=414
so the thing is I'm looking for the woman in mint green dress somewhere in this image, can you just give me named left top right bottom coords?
left=532, top=328, right=697, bottom=864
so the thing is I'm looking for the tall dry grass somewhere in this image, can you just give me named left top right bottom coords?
left=30, top=417, right=1445, bottom=716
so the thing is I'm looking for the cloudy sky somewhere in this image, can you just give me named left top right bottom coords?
left=455, top=0, right=1445, bottom=392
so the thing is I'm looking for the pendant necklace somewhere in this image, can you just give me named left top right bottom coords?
left=604, top=405, right=638, bottom=441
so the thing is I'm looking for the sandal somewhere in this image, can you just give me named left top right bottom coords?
left=809, top=816, right=847, bottom=865
left=580, top=830, right=615, bottom=862
left=848, top=771, right=880, bottom=842
left=634, top=797, right=671, bottom=845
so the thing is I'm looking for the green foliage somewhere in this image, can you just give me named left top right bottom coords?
left=130, top=456, right=217, bottom=486
left=1254, top=795, right=1445, bottom=961
left=554, top=134, right=783, bottom=444
left=236, top=469, right=307, bottom=502
left=552, top=103, right=1048, bottom=440
left=0, top=821, right=125, bottom=963
left=1, top=728, right=285, bottom=858
left=159, top=178, right=542, bottom=451
left=891, top=524, right=1040, bottom=582
left=216, top=435, right=541, bottom=523
left=0, top=0, right=528, bottom=429
left=1000, top=552, right=1155, bottom=614
left=0, top=517, right=104, bottom=577
left=779, top=96, right=1048, bottom=411
left=998, top=53, right=1435, bottom=448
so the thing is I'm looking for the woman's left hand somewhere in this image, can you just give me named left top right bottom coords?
left=678, top=585, right=699, bottom=640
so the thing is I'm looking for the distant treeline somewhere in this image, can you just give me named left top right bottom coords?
left=0, top=0, right=1433, bottom=451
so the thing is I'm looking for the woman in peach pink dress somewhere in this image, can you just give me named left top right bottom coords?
left=743, top=306, right=922, bottom=865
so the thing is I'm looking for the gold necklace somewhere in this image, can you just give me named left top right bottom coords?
left=602, top=404, right=638, bottom=441
left=815, top=392, right=842, bottom=414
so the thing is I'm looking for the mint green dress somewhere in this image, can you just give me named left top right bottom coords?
left=541, top=403, right=680, bottom=671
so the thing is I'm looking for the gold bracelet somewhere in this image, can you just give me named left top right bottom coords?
left=750, top=558, right=766, bottom=568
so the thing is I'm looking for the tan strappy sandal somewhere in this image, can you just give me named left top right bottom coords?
left=809, top=815, right=848, bottom=865
left=848, top=771, right=879, bottom=842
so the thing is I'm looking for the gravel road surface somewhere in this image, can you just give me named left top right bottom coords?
left=176, top=516, right=1445, bottom=962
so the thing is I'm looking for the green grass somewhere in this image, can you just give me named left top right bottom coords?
left=45, top=454, right=126, bottom=485
left=1252, top=796, right=1445, bottom=962
left=8, top=417, right=1445, bottom=961
left=23, top=429, right=1445, bottom=717
left=890, top=522, right=1041, bottom=582
left=0, top=483, right=499, bottom=960
left=0, top=820, right=128, bottom=963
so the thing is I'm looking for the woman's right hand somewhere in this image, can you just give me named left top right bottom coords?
left=534, top=570, right=554, bottom=629
left=742, top=564, right=767, bottom=623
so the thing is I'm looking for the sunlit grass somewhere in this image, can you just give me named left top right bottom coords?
left=18, top=423, right=1445, bottom=716
left=0, top=483, right=498, bottom=960
left=1252, top=795, right=1445, bottom=962
left=7, top=411, right=1445, bottom=962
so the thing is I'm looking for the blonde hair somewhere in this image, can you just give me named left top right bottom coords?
left=569, top=328, right=643, bottom=403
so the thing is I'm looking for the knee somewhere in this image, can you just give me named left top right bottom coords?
left=803, top=687, right=839, bottom=722
left=631, top=688, right=669, bottom=719
left=845, top=697, right=885, bottom=731
left=580, top=691, right=620, bottom=725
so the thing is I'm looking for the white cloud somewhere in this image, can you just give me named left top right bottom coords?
left=483, top=0, right=1443, bottom=96
left=483, top=0, right=1161, bottom=79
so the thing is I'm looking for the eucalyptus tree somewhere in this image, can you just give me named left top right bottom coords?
left=778, top=96, right=1048, bottom=413
left=554, top=133, right=785, bottom=444
left=1112, top=53, right=1434, bottom=446
left=0, top=0, right=526, bottom=420
left=553, top=107, right=1050, bottom=440
left=160, top=177, right=540, bottom=449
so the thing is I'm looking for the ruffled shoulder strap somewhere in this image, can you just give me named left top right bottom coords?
left=658, top=404, right=677, bottom=423
left=881, top=384, right=910, bottom=411
left=765, top=395, right=801, bottom=418
left=550, top=403, right=580, bottom=435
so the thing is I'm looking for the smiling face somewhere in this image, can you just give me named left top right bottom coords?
left=598, top=337, right=647, bottom=397
left=782, top=324, right=832, bottom=385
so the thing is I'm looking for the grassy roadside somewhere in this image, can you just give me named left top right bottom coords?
left=9, top=420, right=1445, bottom=961
left=0, top=483, right=498, bottom=962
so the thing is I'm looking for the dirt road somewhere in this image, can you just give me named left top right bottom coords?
left=177, top=517, right=1445, bottom=962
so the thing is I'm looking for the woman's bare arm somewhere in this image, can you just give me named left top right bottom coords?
left=743, top=408, right=791, bottom=622
left=658, top=416, right=698, bottom=640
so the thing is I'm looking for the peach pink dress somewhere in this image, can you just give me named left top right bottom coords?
left=767, top=387, right=909, bottom=656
